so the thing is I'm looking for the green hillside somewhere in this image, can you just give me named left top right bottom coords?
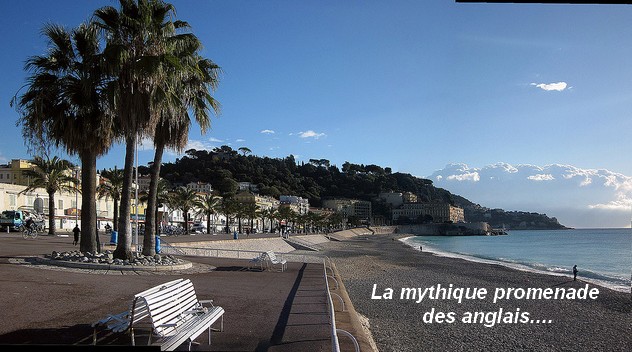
left=141, top=146, right=567, bottom=230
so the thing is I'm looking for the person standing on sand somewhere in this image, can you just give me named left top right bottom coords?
left=73, top=225, right=80, bottom=246
left=573, top=265, right=578, bottom=281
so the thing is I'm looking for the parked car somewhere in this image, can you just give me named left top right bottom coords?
left=190, top=223, right=206, bottom=233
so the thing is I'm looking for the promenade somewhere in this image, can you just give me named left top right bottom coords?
left=0, top=229, right=373, bottom=351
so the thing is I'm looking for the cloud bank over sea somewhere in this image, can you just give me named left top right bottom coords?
left=429, top=163, right=632, bottom=228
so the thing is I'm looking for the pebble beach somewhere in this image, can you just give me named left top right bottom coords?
left=323, top=233, right=632, bottom=352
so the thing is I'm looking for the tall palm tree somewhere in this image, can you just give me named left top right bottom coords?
left=95, top=0, right=193, bottom=260
left=243, top=203, right=259, bottom=233
left=143, top=52, right=221, bottom=256
left=13, top=22, right=114, bottom=252
left=97, top=166, right=124, bottom=231
left=195, top=194, right=220, bottom=234
left=19, top=156, right=78, bottom=236
left=219, top=197, right=238, bottom=234
left=169, top=187, right=199, bottom=234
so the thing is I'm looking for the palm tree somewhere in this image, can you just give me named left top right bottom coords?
left=13, top=22, right=115, bottom=253
left=195, top=194, right=220, bottom=234
left=169, top=187, right=199, bottom=234
left=97, top=167, right=124, bottom=231
left=242, top=203, right=259, bottom=234
left=95, top=0, right=194, bottom=260
left=219, top=197, right=238, bottom=234
left=19, top=156, right=78, bottom=236
left=143, top=53, right=221, bottom=256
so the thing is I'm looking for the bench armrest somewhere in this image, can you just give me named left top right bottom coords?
left=92, top=311, right=129, bottom=327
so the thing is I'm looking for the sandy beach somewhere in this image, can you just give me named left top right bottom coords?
left=322, top=233, right=632, bottom=352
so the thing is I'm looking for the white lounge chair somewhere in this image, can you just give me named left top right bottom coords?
left=264, top=251, right=287, bottom=272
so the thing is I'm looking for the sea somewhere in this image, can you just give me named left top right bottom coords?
left=400, top=228, right=631, bottom=293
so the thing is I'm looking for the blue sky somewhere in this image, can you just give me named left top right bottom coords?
left=2, top=1, right=632, bottom=227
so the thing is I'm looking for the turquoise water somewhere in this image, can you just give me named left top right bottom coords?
left=401, top=228, right=631, bottom=292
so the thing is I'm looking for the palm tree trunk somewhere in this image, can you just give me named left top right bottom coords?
left=47, top=192, right=56, bottom=236
left=206, top=214, right=211, bottom=235
left=183, top=207, right=190, bottom=234
left=114, top=135, right=135, bottom=260
left=79, top=150, right=98, bottom=253
left=113, top=199, right=119, bottom=232
left=143, top=142, right=164, bottom=256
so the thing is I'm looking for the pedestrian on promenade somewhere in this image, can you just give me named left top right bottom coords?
left=573, top=265, right=578, bottom=281
left=73, top=225, right=80, bottom=246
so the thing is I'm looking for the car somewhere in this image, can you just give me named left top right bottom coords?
left=190, top=223, right=207, bottom=233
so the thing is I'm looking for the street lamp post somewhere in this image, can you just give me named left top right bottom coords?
left=75, top=167, right=79, bottom=226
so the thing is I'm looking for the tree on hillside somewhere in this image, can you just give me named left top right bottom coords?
left=238, top=147, right=252, bottom=156
left=19, top=156, right=78, bottom=236
left=13, top=22, right=114, bottom=252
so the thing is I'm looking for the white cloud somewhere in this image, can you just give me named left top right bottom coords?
left=527, top=174, right=555, bottom=181
left=589, top=193, right=632, bottom=211
left=235, top=139, right=246, bottom=142
left=298, top=130, right=326, bottom=139
left=208, top=137, right=223, bottom=143
left=184, top=139, right=214, bottom=151
left=137, top=136, right=155, bottom=151
left=530, top=82, right=568, bottom=91
left=429, top=162, right=632, bottom=228
left=260, top=129, right=275, bottom=134
left=447, top=172, right=480, bottom=182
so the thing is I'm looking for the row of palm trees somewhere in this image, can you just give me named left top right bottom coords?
left=97, top=170, right=346, bottom=236
left=12, top=0, right=220, bottom=259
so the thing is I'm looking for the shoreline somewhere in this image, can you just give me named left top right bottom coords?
left=398, top=235, right=631, bottom=293
left=323, top=233, right=631, bottom=352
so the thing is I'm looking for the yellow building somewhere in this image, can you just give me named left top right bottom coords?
left=0, top=159, right=36, bottom=186
left=392, top=202, right=465, bottom=223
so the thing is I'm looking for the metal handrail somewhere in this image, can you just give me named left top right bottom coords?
left=323, top=259, right=360, bottom=352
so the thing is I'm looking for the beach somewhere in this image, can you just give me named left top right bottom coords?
left=0, top=230, right=629, bottom=351
left=322, top=233, right=632, bottom=352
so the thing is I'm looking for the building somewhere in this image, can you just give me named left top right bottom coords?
left=0, top=159, right=37, bottom=186
left=402, top=192, right=418, bottom=203
left=0, top=182, right=115, bottom=230
left=233, top=191, right=280, bottom=232
left=135, top=175, right=152, bottom=192
left=186, top=181, right=213, bottom=194
left=238, top=182, right=259, bottom=193
left=279, top=195, right=309, bottom=215
left=392, top=202, right=465, bottom=223
left=321, top=198, right=372, bottom=224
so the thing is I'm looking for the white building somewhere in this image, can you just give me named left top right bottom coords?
left=186, top=181, right=213, bottom=194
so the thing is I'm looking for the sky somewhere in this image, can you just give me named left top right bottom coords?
left=2, top=1, right=632, bottom=228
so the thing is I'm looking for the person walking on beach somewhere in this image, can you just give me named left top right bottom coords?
left=73, top=225, right=80, bottom=246
left=573, top=265, right=578, bottom=281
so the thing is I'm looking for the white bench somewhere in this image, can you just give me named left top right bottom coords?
left=248, top=252, right=267, bottom=270
left=92, top=278, right=224, bottom=351
left=264, top=251, right=287, bottom=272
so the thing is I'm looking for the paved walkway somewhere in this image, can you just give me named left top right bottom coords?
left=0, top=231, right=338, bottom=351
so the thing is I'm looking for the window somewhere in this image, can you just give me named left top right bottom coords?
left=58, top=199, right=63, bottom=210
left=9, top=194, right=16, bottom=207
